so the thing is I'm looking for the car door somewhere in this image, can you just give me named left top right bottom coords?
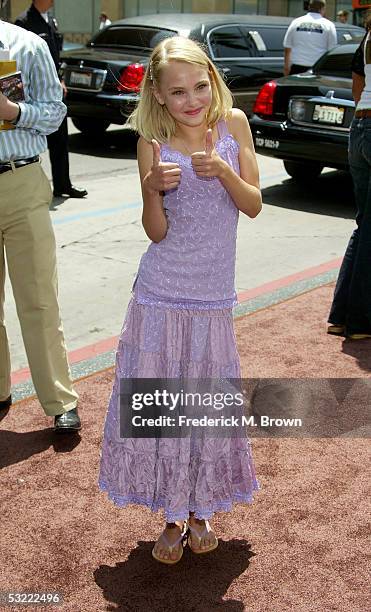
left=207, top=24, right=283, bottom=116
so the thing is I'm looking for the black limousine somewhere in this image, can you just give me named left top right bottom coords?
left=250, top=42, right=361, bottom=181
left=60, top=14, right=363, bottom=136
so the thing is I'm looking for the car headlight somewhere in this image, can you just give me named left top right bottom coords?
left=95, top=73, right=105, bottom=89
left=289, top=100, right=306, bottom=121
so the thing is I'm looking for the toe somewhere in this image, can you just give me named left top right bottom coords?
left=202, top=532, right=214, bottom=549
left=170, top=545, right=179, bottom=560
left=156, top=543, right=166, bottom=560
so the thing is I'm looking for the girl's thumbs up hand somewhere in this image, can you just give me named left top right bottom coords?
left=191, top=129, right=225, bottom=178
left=205, top=129, right=213, bottom=157
left=151, top=139, right=161, bottom=167
left=145, top=139, right=181, bottom=193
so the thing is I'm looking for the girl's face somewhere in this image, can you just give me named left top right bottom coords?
left=154, top=60, right=213, bottom=129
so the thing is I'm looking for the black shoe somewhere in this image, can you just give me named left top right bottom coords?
left=0, top=395, right=12, bottom=409
left=53, top=186, right=88, bottom=198
left=54, top=407, right=81, bottom=433
left=327, top=324, right=345, bottom=336
left=347, top=333, right=371, bottom=340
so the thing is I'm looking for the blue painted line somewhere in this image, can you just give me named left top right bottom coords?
left=51, top=172, right=288, bottom=226
left=233, top=269, right=338, bottom=319
left=12, top=350, right=116, bottom=404
left=52, top=202, right=141, bottom=225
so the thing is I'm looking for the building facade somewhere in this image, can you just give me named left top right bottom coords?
left=5, top=0, right=354, bottom=42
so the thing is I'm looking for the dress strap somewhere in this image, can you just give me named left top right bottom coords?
left=217, top=118, right=229, bottom=139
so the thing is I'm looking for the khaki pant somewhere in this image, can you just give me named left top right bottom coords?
left=0, top=161, right=78, bottom=416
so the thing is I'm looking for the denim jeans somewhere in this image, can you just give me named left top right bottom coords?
left=328, top=116, right=371, bottom=334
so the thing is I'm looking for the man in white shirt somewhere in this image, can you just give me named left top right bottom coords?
left=0, top=0, right=81, bottom=431
left=15, top=0, right=88, bottom=199
left=283, top=0, right=337, bottom=75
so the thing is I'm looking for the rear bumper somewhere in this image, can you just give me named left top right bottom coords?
left=249, top=115, right=350, bottom=169
left=65, top=91, right=139, bottom=124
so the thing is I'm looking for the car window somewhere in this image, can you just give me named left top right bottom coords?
left=336, top=28, right=365, bottom=44
left=252, top=27, right=286, bottom=51
left=313, top=51, right=354, bottom=79
left=209, top=26, right=258, bottom=58
left=90, top=26, right=177, bottom=50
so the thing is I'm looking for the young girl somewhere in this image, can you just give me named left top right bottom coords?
left=99, top=36, right=262, bottom=565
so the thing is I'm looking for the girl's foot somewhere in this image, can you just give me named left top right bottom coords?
left=188, top=515, right=218, bottom=554
left=152, top=521, right=188, bottom=564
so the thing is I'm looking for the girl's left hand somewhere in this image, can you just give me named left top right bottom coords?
left=191, top=129, right=226, bottom=178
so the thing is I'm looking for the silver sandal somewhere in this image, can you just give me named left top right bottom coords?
left=188, top=520, right=219, bottom=554
left=152, top=520, right=189, bottom=565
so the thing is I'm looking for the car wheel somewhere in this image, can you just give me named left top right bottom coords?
left=283, top=160, right=323, bottom=181
left=72, top=118, right=110, bottom=136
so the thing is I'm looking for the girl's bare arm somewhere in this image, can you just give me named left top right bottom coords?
left=137, top=137, right=181, bottom=243
left=190, top=109, right=262, bottom=218
left=221, top=108, right=262, bottom=218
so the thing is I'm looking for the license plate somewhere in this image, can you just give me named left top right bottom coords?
left=69, top=71, right=92, bottom=87
left=312, top=104, right=344, bottom=125
left=255, top=137, right=279, bottom=149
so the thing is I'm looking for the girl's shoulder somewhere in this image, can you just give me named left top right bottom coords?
left=137, top=136, right=152, bottom=167
left=138, top=135, right=169, bottom=156
left=224, top=108, right=250, bottom=141
left=137, top=135, right=152, bottom=152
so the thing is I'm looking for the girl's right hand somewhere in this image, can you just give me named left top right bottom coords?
left=144, top=139, right=181, bottom=192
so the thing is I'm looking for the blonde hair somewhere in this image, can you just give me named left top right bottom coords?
left=127, top=36, right=233, bottom=143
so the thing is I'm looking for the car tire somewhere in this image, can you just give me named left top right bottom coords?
left=283, top=160, right=323, bottom=181
left=72, top=118, right=110, bottom=136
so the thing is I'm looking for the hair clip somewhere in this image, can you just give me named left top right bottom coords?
left=149, top=61, right=154, bottom=82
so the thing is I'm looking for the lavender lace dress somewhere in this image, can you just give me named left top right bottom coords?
left=98, top=119, right=259, bottom=521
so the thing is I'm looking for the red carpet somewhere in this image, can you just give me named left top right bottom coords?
left=0, top=283, right=369, bottom=611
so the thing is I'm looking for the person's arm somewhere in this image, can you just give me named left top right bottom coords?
left=351, top=33, right=367, bottom=105
left=284, top=47, right=291, bottom=76
left=0, top=94, right=20, bottom=122
left=283, top=24, right=293, bottom=76
left=137, top=136, right=181, bottom=243
left=190, top=109, right=262, bottom=218
left=15, top=38, right=66, bottom=135
left=221, top=109, right=262, bottom=218
left=352, top=72, right=365, bottom=105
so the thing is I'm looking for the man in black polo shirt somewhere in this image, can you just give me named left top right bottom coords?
left=15, top=0, right=87, bottom=198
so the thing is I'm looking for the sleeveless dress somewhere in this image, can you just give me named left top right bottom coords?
left=98, top=119, right=259, bottom=522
